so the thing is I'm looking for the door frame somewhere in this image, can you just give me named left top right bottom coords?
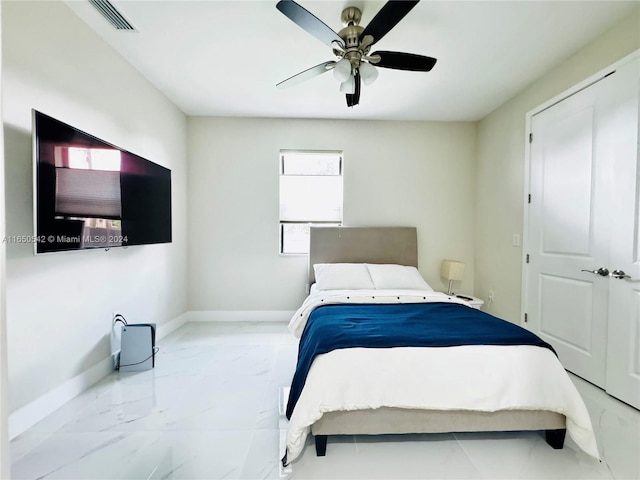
left=521, top=49, right=640, bottom=328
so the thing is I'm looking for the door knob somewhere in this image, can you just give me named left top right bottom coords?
left=610, top=269, right=631, bottom=279
left=581, top=267, right=610, bottom=277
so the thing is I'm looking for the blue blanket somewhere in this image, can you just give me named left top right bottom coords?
left=286, top=302, right=554, bottom=419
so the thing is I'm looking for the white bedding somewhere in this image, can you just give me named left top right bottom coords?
left=285, top=290, right=600, bottom=463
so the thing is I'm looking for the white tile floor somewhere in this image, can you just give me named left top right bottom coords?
left=10, top=321, right=640, bottom=480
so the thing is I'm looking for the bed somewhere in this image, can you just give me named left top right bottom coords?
left=283, top=226, right=599, bottom=466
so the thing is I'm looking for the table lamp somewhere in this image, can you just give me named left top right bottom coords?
left=441, top=260, right=465, bottom=295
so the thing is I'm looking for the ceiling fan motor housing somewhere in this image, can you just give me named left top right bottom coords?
left=334, top=7, right=371, bottom=70
left=338, top=7, right=364, bottom=48
left=338, top=24, right=363, bottom=49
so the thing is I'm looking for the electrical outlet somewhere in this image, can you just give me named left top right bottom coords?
left=305, top=283, right=310, bottom=294
left=512, top=234, right=520, bottom=246
left=488, top=290, right=494, bottom=303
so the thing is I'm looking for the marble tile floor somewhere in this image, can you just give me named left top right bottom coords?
left=10, top=321, right=640, bottom=480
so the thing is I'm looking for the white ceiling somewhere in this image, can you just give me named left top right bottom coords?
left=65, top=1, right=638, bottom=121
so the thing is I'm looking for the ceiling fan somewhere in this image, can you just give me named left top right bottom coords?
left=275, top=0, right=437, bottom=107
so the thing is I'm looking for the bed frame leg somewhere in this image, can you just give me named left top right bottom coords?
left=545, top=429, right=566, bottom=449
left=315, top=435, right=327, bottom=456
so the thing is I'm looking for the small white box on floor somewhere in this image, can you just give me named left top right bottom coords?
left=119, top=323, right=156, bottom=372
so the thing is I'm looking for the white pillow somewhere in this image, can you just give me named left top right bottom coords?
left=367, top=264, right=433, bottom=291
left=313, top=263, right=375, bottom=290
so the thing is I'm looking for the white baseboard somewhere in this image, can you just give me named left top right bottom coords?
left=189, top=310, right=294, bottom=322
left=9, top=311, right=190, bottom=440
left=156, top=311, right=190, bottom=340
left=8, top=355, right=112, bottom=440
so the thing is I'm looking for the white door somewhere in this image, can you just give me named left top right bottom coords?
left=526, top=56, right=639, bottom=406
left=527, top=73, right=614, bottom=387
left=604, top=58, right=640, bottom=410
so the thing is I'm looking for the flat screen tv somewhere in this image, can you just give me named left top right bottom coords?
left=33, top=110, right=172, bottom=254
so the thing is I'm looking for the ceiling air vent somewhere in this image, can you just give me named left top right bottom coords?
left=88, top=0, right=136, bottom=30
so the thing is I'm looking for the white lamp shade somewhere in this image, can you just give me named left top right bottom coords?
left=333, top=58, right=352, bottom=83
left=339, top=75, right=355, bottom=94
left=359, top=62, right=378, bottom=85
left=441, top=260, right=465, bottom=281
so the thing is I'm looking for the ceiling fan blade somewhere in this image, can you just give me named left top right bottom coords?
left=277, top=61, right=336, bottom=89
left=276, top=0, right=343, bottom=48
left=372, top=51, right=437, bottom=71
left=361, top=1, right=420, bottom=45
left=346, top=71, right=361, bottom=107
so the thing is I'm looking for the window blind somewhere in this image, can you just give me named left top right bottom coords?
left=55, top=168, right=122, bottom=218
left=279, top=151, right=343, bottom=254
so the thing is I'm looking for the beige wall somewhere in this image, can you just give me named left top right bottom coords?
left=475, top=10, right=640, bottom=323
left=188, top=117, right=477, bottom=312
left=2, top=1, right=188, bottom=415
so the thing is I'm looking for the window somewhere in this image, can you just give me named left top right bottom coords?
left=279, top=150, right=343, bottom=254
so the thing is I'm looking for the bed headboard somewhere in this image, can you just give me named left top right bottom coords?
left=308, top=226, right=418, bottom=284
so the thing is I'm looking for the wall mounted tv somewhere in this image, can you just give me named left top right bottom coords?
left=33, top=110, right=172, bottom=254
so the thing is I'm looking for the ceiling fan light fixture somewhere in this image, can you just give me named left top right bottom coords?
left=333, top=58, right=352, bottom=83
left=359, top=62, right=378, bottom=85
left=339, top=75, right=356, bottom=94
